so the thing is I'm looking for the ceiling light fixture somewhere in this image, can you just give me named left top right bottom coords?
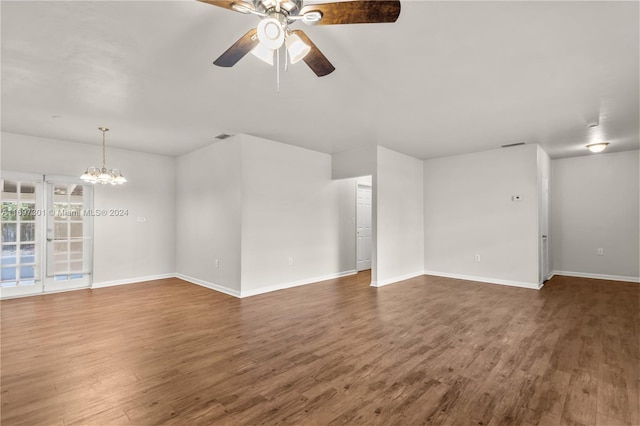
left=586, top=143, right=609, bottom=153
left=252, top=30, right=310, bottom=67
left=80, top=127, right=127, bottom=185
left=250, top=16, right=312, bottom=91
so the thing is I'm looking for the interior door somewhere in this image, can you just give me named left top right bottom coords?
left=0, top=175, right=45, bottom=298
left=44, top=181, right=93, bottom=292
left=356, top=184, right=372, bottom=271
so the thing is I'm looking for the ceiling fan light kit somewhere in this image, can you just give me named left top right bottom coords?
left=285, top=32, right=311, bottom=64
left=257, top=17, right=285, bottom=49
left=199, top=0, right=401, bottom=78
left=251, top=42, right=275, bottom=64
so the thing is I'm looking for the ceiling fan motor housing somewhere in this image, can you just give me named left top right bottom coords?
left=253, top=0, right=303, bottom=16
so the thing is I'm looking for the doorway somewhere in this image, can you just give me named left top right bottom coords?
left=45, top=181, right=93, bottom=292
left=541, top=176, right=550, bottom=281
left=356, top=182, right=372, bottom=271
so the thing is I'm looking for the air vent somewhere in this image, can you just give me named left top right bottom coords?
left=215, top=133, right=233, bottom=140
left=501, top=142, right=526, bottom=148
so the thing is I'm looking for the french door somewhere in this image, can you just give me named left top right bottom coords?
left=45, top=180, right=93, bottom=291
left=1, top=173, right=93, bottom=298
left=1, top=174, right=44, bottom=297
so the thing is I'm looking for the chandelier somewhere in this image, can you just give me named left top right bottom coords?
left=80, top=127, right=127, bottom=185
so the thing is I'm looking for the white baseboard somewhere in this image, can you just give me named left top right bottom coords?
left=423, top=270, right=542, bottom=290
left=370, top=271, right=425, bottom=288
left=3, top=270, right=359, bottom=300
left=175, top=274, right=241, bottom=298
left=240, top=270, right=357, bottom=298
left=552, top=270, right=640, bottom=283
left=91, top=273, right=175, bottom=289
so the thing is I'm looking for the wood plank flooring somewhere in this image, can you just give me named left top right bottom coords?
left=1, top=273, right=638, bottom=425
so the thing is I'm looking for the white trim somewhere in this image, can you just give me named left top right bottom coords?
left=0, top=286, right=43, bottom=299
left=45, top=174, right=85, bottom=185
left=240, top=270, right=358, bottom=298
left=0, top=170, right=43, bottom=181
left=370, top=271, right=424, bottom=288
left=0, top=285, right=91, bottom=299
left=423, top=270, right=542, bottom=290
left=175, top=273, right=241, bottom=298
left=552, top=270, right=640, bottom=283
left=91, top=273, right=174, bottom=289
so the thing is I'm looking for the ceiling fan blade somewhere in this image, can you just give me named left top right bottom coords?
left=292, top=30, right=335, bottom=77
left=213, top=28, right=259, bottom=67
left=300, top=1, right=400, bottom=25
left=197, top=0, right=255, bottom=13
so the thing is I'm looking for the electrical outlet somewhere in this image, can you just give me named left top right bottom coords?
left=597, top=248, right=604, bottom=256
left=215, top=259, right=220, bottom=268
left=474, top=254, right=481, bottom=262
left=288, top=256, right=294, bottom=266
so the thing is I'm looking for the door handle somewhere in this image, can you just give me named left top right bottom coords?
left=542, top=235, right=548, bottom=239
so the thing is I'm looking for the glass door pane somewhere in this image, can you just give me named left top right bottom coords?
left=1, top=178, right=44, bottom=298
left=44, top=182, right=93, bottom=291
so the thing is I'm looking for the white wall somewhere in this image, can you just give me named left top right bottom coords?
left=175, top=138, right=242, bottom=294
left=1, top=132, right=176, bottom=285
left=424, top=144, right=540, bottom=288
left=551, top=150, right=640, bottom=281
left=374, top=146, right=424, bottom=286
left=239, top=134, right=356, bottom=295
left=331, top=145, right=377, bottom=180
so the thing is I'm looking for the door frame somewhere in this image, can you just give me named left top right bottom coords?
left=541, top=176, right=550, bottom=282
left=356, top=182, right=372, bottom=272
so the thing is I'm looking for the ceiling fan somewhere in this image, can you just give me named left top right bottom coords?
left=198, top=0, right=401, bottom=77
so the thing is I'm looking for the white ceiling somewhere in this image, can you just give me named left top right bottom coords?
left=2, top=0, right=638, bottom=160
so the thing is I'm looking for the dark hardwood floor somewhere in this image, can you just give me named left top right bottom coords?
left=1, top=272, right=638, bottom=425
